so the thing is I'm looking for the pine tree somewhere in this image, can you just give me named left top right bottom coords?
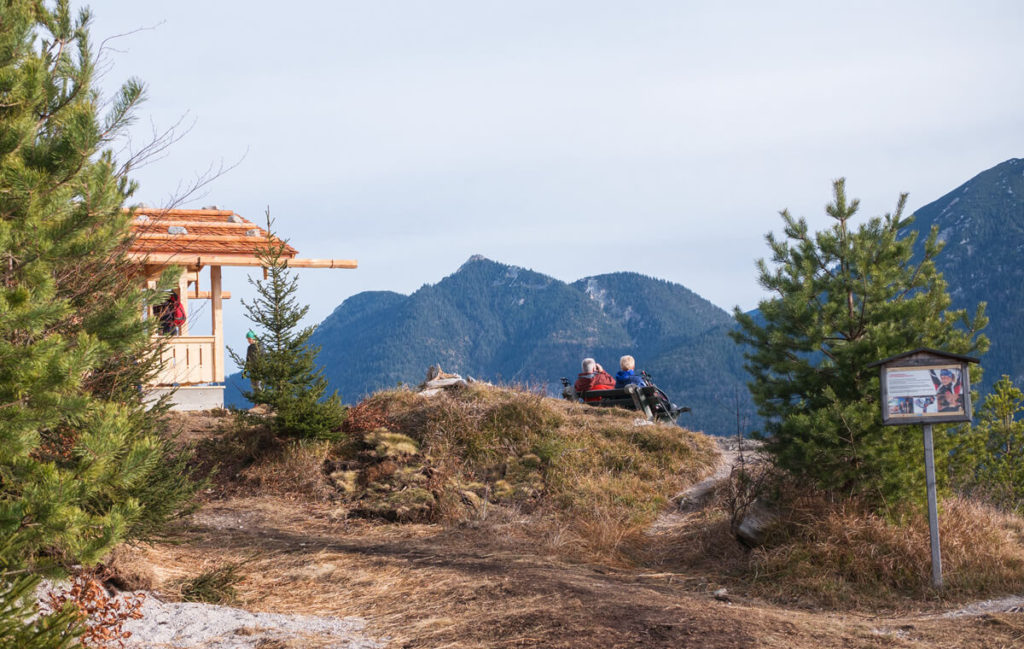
left=731, top=179, right=988, bottom=506
left=229, top=210, right=345, bottom=439
left=1, top=2, right=198, bottom=643
left=948, top=375, right=1024, bottom=512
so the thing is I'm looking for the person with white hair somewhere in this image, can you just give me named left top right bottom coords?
left=614, top=354, right=649, bottom=389
left=573, top=357, right=615, bottom=402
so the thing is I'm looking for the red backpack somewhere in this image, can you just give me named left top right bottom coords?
left=171, top=296, right=186, bottom=327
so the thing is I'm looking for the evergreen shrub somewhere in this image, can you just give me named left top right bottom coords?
left=732, top=179, right=988, bottom=506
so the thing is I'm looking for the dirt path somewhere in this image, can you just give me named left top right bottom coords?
left=124, top=493, right=1023, bottom=649
left=648, top=436, right=758, bottom=535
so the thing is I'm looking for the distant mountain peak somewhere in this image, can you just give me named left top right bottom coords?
left=455, top=254, right=500, bottom=273
left=451, top=255, right=555, bottom=291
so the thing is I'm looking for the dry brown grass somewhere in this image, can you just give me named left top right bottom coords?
left=134, top=494, right=1024, bottom=649
left=660, top=484, right=1024, bottom=609
left=744, top=494, right=1024, bottom=607
left=335, top=384, right=718, bottom=558
left=636, top=463, right=1024, bottom=612
left=238, top=439, right=335, bottom=500
left=101, top=543, right=157, bottom=591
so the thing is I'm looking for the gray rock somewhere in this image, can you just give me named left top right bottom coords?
left=735, top=498, right=782, bottom=547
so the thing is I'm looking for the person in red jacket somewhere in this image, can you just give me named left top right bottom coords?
left=573, top=358, right=615, bottom=402
left=155, top=291, right=186, bottom=335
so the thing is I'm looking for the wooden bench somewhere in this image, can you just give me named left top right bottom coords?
left=562, top=381, right=690, bottom=423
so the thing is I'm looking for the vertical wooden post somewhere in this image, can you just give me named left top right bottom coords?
left=210, top=265, right=225, bottom=382
left=144, top=278, right=157, bottom=319
left=177, top=270, right=190, bottom=336
left=923, top=424, right=943, bottom=588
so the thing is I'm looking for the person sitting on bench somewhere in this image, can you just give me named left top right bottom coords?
left=614, top=355, right=649, bottom=389
left=573, top=358, right=615, bottom=402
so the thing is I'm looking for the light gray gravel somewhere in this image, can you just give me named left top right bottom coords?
left=121, top=595, right=386, bottom=649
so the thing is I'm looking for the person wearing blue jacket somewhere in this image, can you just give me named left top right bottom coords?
left=614, top=355, right=649, bottom=388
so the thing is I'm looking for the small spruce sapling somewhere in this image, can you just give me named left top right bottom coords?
left=948, top=375, right=1024, bottom=512
left=229, top=210, right=345, bottom=439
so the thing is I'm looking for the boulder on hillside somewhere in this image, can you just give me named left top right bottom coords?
left=735, top=498, right=782, bottom=548
left=419, top=364, right=468, bottom=396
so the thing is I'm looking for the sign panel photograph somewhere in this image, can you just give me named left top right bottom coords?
left=884, top=364, right=966, bottom=419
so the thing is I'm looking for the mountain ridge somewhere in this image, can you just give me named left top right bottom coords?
left=228, top=255, right=754, bottom=435
left=227, top=158, right=1024, bottom=437
left=909, top=157, right=1024, bottom=392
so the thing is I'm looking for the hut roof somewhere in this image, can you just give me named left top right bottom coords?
left=127, top=208, right=299, bottom=258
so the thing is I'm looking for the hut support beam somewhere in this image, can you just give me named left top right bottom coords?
left=177, top=272, right=190, bottom=335
left=211, top=265, right=225, bottom=382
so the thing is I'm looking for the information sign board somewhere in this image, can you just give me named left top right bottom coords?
left=872, top=349, right=975, bottom=426
left=882, top=363, right=969, bottom=423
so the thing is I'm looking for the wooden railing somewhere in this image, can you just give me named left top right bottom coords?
left=152, top=336, right=217, bottom=385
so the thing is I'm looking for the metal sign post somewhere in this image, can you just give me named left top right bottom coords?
left=921, top=423, right=942, bottom=588
left=868, top=348, right=979, bottom=591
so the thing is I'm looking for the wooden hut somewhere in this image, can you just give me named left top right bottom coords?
left=126, top=207, right=356, bottom=410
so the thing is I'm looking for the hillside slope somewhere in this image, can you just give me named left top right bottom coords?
left=909, top=157, right=1024, bottom=391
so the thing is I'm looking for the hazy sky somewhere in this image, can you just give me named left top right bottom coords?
left=89, top=1, right=1023, bottom=369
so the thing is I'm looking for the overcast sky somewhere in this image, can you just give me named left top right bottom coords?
left=90, top=1, right=1023, bottom=370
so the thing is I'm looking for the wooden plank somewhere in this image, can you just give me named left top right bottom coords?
left=190, top=290, right=231, bottom=300
left=151, top=336, right=216, bottom=385
left=276, top=258, right=359, bottom=269
left=210, top=266, right=225, bottom=383
left=133, top=233, right=278, bottom=244
left=127, top=253, right=285, bottom=268
left=143, top=278, right=157, bottom=319
left=131, top=209, right=235, bottom=217
left=133, top=220, right=256, bottom=229
left=126, top=252, right=358, bottom=269
left=177, top=272, right=190, bottom=336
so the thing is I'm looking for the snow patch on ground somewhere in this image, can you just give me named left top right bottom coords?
left=584, top=279, right=607, bottom=310
left=122, top=596, right=385, bottom=649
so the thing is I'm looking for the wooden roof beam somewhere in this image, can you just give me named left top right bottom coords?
left=133, top=220, right=258, bottom=230
left=130, top=208, right=236, bottom=217
left=127, top=253, right=358, bottom=269
left=191, top=290, right=232, bottom=299
left=132, top=233, right=289, bottom=245
left=280, top=258, right=359, bottom=269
